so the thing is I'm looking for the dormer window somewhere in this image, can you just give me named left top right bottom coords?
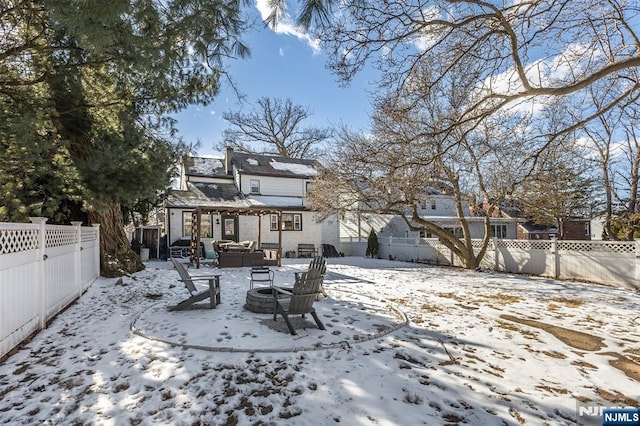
left=250, top=179, right=260, bottom=194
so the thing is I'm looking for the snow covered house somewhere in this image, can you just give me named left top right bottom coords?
left=164, top=148, right=339, bottom=262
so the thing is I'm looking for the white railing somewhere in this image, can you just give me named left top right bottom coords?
left=0, top=218, right=100, bottom=359
left=341, top=236, right=639, bottom=290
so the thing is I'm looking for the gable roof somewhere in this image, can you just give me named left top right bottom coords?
left=232, top=152, right=319, bottom=179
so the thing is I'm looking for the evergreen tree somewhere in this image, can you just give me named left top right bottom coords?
left=515, top=145, right=596, bottom=239
left=366, top=229, right=379, bottom=258
left=0, top=1, right=249, bottom=275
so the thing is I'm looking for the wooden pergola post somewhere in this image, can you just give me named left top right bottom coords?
left=277, top=212, right=283, bottom=267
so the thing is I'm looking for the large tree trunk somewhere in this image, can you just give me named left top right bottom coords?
left=88, top=200, right=145, bottom=277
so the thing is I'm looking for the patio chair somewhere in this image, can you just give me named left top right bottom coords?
left=308, top=256, right=327, bottom=275
left=250, top=264, right=274, bottom=289
left=169, top=258, right=221, bottom=311
left=295, top=256, right=327, bottom=296
left=272, top=269, right=326, bottom=335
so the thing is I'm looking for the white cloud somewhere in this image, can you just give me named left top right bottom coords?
left=255, top=0, right=321, bottom=54
left=209, top=110, right=216, bottom=116
left=411, top=6, right=441, bottom=52
left=476, top=43, right=603, bottom=116
left=279, top=47, right=285, bottom=57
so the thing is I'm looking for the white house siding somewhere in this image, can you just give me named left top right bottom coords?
left=166, top=208, right=328, bottom=255
left=188, top=175, right=233, bottom=185
left=239, top=174, right=309, bottom=197
left=340, top=212, right=518, bottom=241
left=167, top=209, right=251, bottom=243
left=417, top=195, right=471, bottom=217
left=167, top=207, right=186, bottom=243
left=258, top=210, right=324, bottom=254
left=404, top=219, right=518, bottom=240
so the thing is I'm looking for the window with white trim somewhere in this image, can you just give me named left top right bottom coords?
left=271, top=213, right=302, bottom=231
left=183, top=212, right=212, bottom=238
left=250, top=179, right=260, bottom=194
left=490, top=224, right=507, bottom=239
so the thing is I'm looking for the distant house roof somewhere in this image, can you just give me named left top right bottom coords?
left=232, top=152, right=319, bottom=179
left=519, top=221, right=557, bottom=233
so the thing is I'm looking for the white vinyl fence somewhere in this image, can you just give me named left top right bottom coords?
left=0, top=218, right=100, bottom=359
left=341, top=236, right=639, bottom=290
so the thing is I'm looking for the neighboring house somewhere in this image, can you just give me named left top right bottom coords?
left=517, top=218, right=591, bottom=240
left=165, top=148, right=339, bottom=257
left=340, top=188, right=520, bottom=242
left=517, top=222, right=558, bottom=240
left=562, top=218, right=592, bottom=240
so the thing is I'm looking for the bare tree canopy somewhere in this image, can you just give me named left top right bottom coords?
left=309, top=61, right=533, bottom=268
left=270, top=0, right=640, bottom=143
left=216, top=97, right=333, bottom=158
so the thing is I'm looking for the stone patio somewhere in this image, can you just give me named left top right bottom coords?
left=131, top=265, right=408, bottom=353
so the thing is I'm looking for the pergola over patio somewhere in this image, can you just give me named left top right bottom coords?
left=189, top=206, right=284, bottom=268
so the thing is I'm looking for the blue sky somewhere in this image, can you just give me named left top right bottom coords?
left=173, top=3, right=375, bottom=157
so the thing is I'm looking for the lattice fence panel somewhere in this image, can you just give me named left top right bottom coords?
left=81, top=227, right=97, bottom=242
left=470, top=240, right=485, bottom=249
left=45, top=227, right=77, bottom=248
left=557, top=241, right=635, bottom=253
left=0, top=229, right=39, bottom=254
left=497, top=240, right=552, bottom=250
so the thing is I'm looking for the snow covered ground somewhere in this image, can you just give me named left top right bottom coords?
left=0, top=257, right=638, bottom=425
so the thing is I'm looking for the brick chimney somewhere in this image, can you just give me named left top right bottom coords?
left=225, top=147, right=233, bottom=175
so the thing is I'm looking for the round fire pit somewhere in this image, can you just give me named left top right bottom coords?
left=245, top=287, right=292, bottom=313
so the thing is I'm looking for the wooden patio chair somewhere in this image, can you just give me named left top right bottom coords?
left=295, top=256, right=327, bottom=296
left=250, top=264, right=274, bottom=289
left=272, top=269, right=326, bottom=335
left=308, top=256, right=327, bottom=275
left=169, top=258, right=221, bottom=311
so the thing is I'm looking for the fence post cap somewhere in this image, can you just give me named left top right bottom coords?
left=70, top=221, right=83, bottom=226
left=29, top=217, right=48, bottom=224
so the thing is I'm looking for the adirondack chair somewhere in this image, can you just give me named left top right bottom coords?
left=308, top=256, right=326, bottom=275
left=272, top=268, right=326, bottom=335
left=294, top=256, right=327, bottom=297
left=169, top=258, right=221, bottom=311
